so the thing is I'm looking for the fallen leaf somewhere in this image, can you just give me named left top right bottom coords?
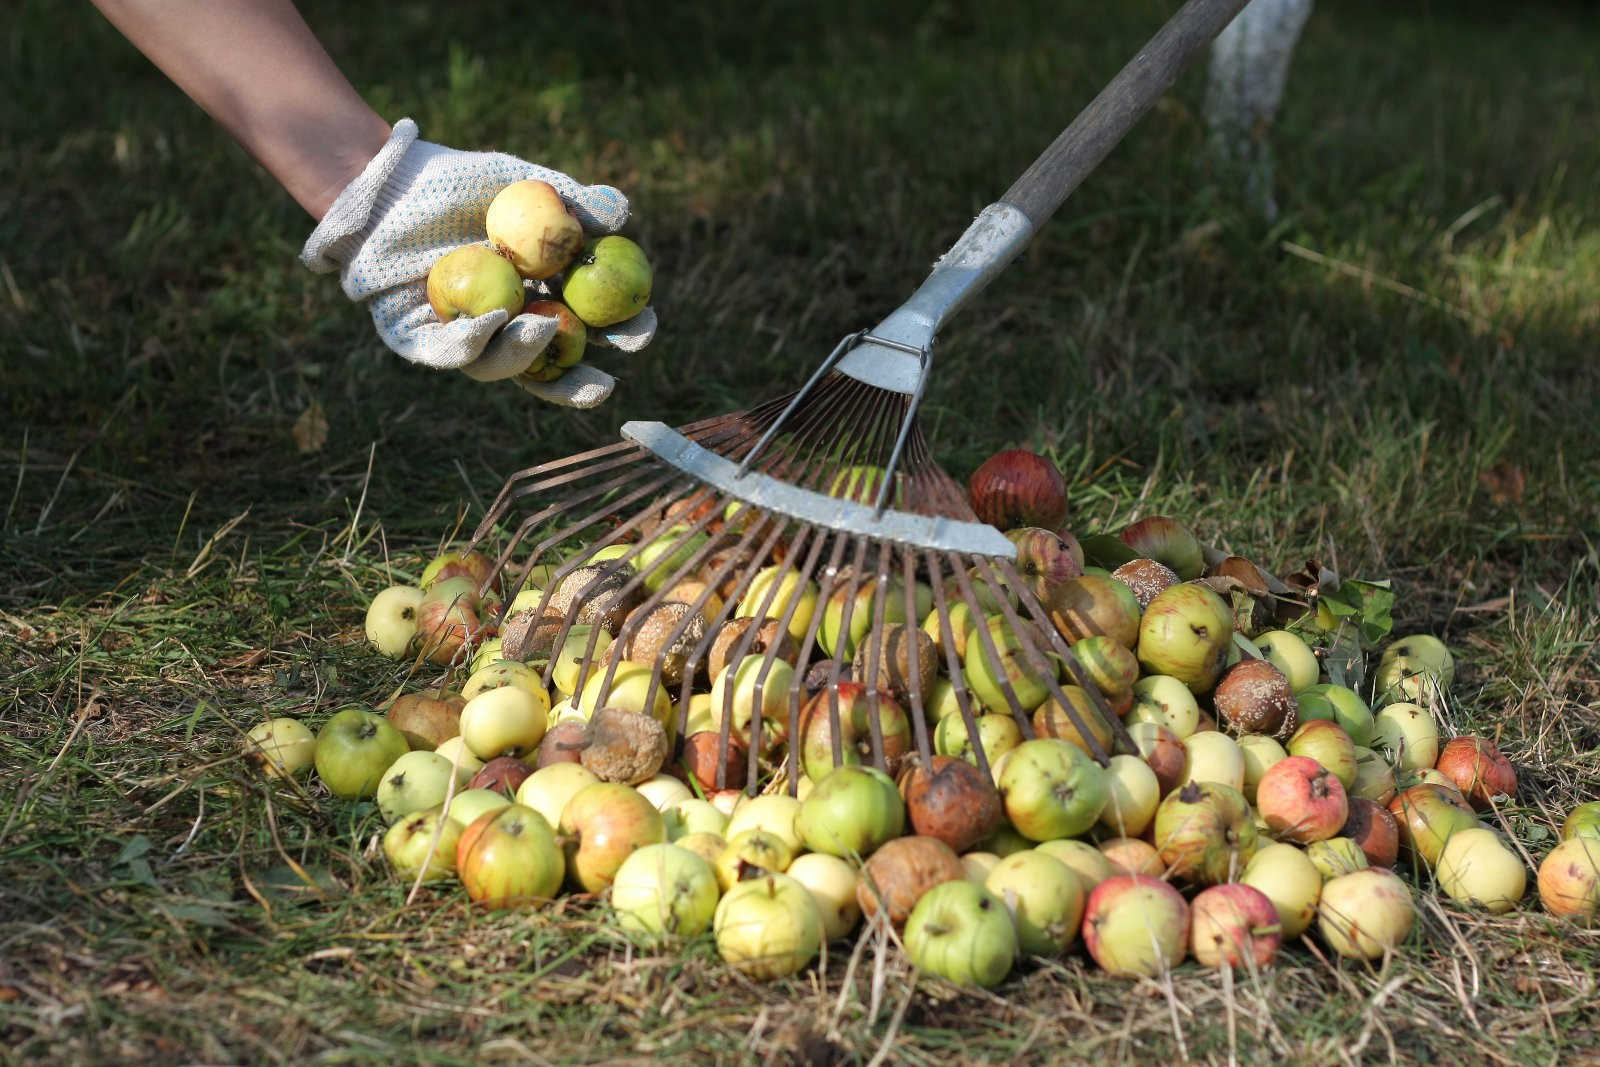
left=1478, top=462, right=1525, bottom=506
left=292, top=401, right=329, bottom=453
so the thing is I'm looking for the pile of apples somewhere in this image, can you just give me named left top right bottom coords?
left=424, top=179, right=652, bottom=386
left=241, top=447, right=1600, bottom=989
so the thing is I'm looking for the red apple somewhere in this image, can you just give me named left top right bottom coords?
left=1341, top=796, right=1400, bottom=868
left=967, top=449, right=1068, bottom=531
left=1127, top=722, right=1188, bottom=799
left=1538, top=837, right=1600, bottom=925
left=414, top=577, right=492, bottom=666
left=456, top=803, right=565, bottom=907
left=1081, top=875, right=1190, bottom=977
left=1189, top=883, right=1282, bottom=969
left=796, top=682, right=912, bottom=781
left=1119, top=516, right=1205, bottom=581
left=1434, top=737, right=1517, bottom=810
left=1256, top=756, right=1348, bottom=844
left=559, top=782, right=666, bottom=893
left=1005, top=527, right=1084, bottom=601
left=679, top=729, right=748, bottom=792
left=469, top=755, right=534, bottom=797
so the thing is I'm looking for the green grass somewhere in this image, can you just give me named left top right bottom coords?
left=3, top=0, right=1599, bottom=1061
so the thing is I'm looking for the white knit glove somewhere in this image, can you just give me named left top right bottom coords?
left=300, top=119, right=656, bottom=408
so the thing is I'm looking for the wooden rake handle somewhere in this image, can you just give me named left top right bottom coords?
left=1002, top=0, right=1250, bottom=225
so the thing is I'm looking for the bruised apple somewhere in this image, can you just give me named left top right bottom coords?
left=486, top=179, right=583, bottom=279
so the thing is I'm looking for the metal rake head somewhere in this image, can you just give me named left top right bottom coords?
left=465, top=352, right=1134, bottom=794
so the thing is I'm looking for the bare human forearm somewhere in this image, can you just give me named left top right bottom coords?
left=89, top=0, right=393, bottom=219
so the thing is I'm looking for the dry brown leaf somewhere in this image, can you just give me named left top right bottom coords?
left=1478, top=462, right=1525, bottom=506
left=292, top=401, right=329, bottom=453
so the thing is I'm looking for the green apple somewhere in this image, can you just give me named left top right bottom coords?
left=965, top=616, right=1058, bottom=715
left=364, top=584, right=423, bottom=659
left=1379, top=634, right=1455, bottom=687
left=794, top=765, right=905, bottom=858
left=1563, top=802, right=1600, bottom=842
left=1126, top=674, right=1201, bottom=738
left=514, top=762, right=600, bottom=830
left=904, top=881, right=1018, bottom=987
left=1298, top=683, right=1375, bottom=747
left=460, top=685, right=549, bottom=761
left=787, top=852, right=862, bottom=941
left=434, top=736, right=485, bottom=781
left=723, top=794, right=804, bottom=856
left=562, top=235, right=652, bottom=327
left=443, top=787, right=513, bottom=829
left=714, top=873, right=823, bottom=980
left=243, top=717, right=317, bottom=779
left=984, top=849, right=1085, bottom=956
left=1317, top=868, right=1414, bottom=960
left=1240, top=841, right=1323, bottom=938
left=426, top=244, right=525, bottom=322
left=376, top=750, right=460, bottom=824
left=1135, top=582, right=1234, bottom=693
left=997, top=738, right=1108, bottom=841
left=314, top=708, right=410, bottom=800
left=383, top=806, right=462, bottom=883
left=634, top=523, right=711, bottom=593
left=1237, top=734, right=1288, bottom=804
left=735, top=566, right=819, bottom=643
left=1253, top=629, right=1321, bottom=691
left=666, top=798, right=729, bottom=841
left=462, top=659, right=547, bottom=703
left=1371, top=701, right=1440, bottom=771
left=933, top=711, right=1023, bottom=768
left=551, top=625, right=613, bottom=696
left=610, top=843, right=721, bottom=939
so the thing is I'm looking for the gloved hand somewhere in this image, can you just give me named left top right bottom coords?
left=300, top=119, right=656, bottom=408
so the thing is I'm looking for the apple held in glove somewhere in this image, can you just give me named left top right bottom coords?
left=562, top=235, right=653, bottom=327
left=486, top=179, right=584, bottom=279
left=426, top=244, right=525, bottom=323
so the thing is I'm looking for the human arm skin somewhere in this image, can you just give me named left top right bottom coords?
left=89, top=0, right=393, bottom=219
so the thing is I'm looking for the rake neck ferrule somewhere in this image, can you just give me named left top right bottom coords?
left=834, top=202, right=1035, bottom=395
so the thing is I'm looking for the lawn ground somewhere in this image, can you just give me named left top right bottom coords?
left=1, top=0, right=1598, bottom=1062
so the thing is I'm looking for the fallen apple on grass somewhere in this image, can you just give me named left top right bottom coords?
left=456, top=803, right=565, bottom=907
left=1081, top=875, right=1190, bottom=978
left=714, top=873, right=823, bottom=981
left=243, top=717, right=317, bottom=780
left=314, top=708, right=410, bottom=801
left=610, top=842, right=721, bottom=940
left=904, top=880, right=1019, bottom=987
